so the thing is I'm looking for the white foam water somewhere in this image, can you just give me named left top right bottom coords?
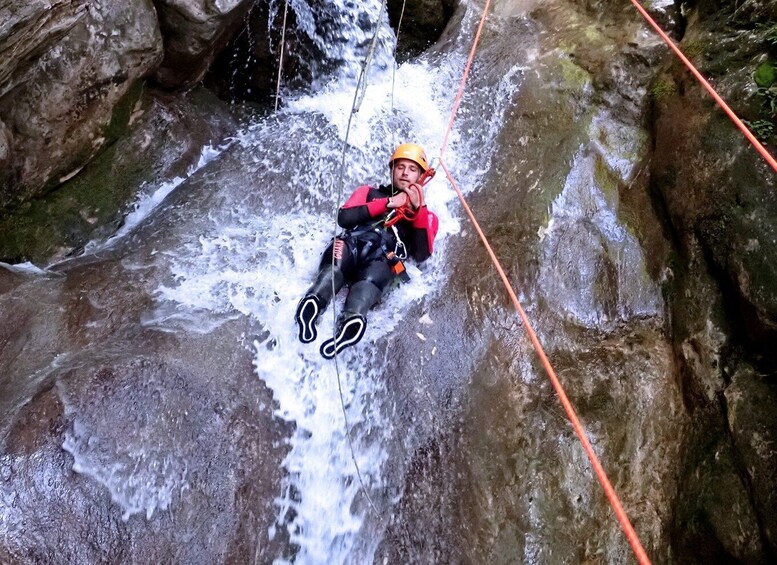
left=78, top=141, right=230, bottom=257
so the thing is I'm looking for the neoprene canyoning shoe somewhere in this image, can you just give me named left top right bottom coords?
left=320, top=314, right=366, bottom=359
left=295, top=295, right=321, bottom=343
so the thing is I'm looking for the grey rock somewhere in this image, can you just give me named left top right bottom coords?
left=0, top=0, right=163, bottom=208
left=387, top=0, right=457, bottom=62
left=152, top=0, right=254, bottom=89
left=726, top=365, right=777, bottom=555
left=0, top=86, right=241, bottom=265
left=0, top=119, right=10, bottom=169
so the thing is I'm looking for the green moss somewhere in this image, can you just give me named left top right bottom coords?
left=583, top=25, right=605, bottom=45
left=742, top=118, right=775, bottom=142
left=102, top=81, right=144, bottom=141
left=0, top=84, right=152, bottom=263
left=754, top=61, right=776, bottom=88
left=650, top=77, right=678, bottom=100
left=558, top=57, right=591, bottom=89
left=681, top=40, right=705, bottom=59
left=593, top=154, right=618, bottom=200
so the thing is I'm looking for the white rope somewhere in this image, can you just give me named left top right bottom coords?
left=353, top=0, right=388, bottom=113
left=274, top=0, right=290, bottom=112
left=390, top=0, right=408, bottom=114
left=328, top=0, right=390, bottom=519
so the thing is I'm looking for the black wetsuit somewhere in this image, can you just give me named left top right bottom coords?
left=306, top=183, right=439, bottom=319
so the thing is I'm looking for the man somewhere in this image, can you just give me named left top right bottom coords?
left=295, top=143, right=439, bottom=359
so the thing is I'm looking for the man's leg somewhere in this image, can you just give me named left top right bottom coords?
left=320, top=260, right=393, bottom=359
left=295, top=238, right=352, bottom=343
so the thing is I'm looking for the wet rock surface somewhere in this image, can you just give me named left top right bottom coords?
left=1, top=0, right=776, bottom=562
left=152, top=0, right=255, bottom=90
left=649, top=0, right=777, bottom=560
left=375, top=0, right=685, bottom=561
left=0, top=87, right=240, bottom=265
left=387, top=0, right=458, bottom=62
left=0, top=0, right=267, bottom=215
left=0, top=246, right=291, bottom=562
left=0, top=0, right=163, bottom=205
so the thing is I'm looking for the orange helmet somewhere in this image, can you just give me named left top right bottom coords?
left=389, top=143, right=428, bottom=172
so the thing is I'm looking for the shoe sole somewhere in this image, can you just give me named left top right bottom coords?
left=295, top=297, right=319, bottom=343
left=320, top=317, right=366, bottom=359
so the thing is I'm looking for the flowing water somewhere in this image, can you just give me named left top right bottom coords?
left=150, top=3, right=521, bottom=560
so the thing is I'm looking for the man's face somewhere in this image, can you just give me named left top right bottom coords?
left=391, top=158, right=422, bottom=190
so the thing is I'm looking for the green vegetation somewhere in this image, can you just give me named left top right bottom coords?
left=650, top=78, right=677, bottom=100
left=681, top=40, right=705, bottom=59
left=558, top=57, right=592, bottom=89
left=757, top=85, right=777, bottom=115
left=746, top=60, right=777, bottom=142
left=742, top=119, right=775, bottom=142
left=754, top=61, right=776, bottom=88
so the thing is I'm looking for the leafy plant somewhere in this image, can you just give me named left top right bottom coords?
left=743, top=119, right=775, bottom=142
left=759, top=85, right=777, bottom=115
left=754, top=61, right=776, bottom=88
left=752, top=61, right=777, bottom=117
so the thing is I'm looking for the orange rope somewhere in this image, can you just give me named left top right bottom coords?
left=629, top=0, right=777, bottom=174
left=433, top=2, right=651, bottom=563
left=439, top=162, right=651, bottom=565
left=438, top=0, right=493, bottom=159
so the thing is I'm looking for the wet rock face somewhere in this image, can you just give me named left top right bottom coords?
left=1, top=362, right=288, bottom=563
left=387, top=0, right=458, bottom=62
left=151, top=0, right=255, bottom=89
left=673, top=424, right=766, bottom=563
left=0, top=87, right=240, bottom=265
left=0, top=0, right=163, bottom=208
left=0, top=120, right=10, bottom=171
left=647, top=0, right=777, bottom=559
left=205, top=1, right=302, bottom=104
left=379, top=0, right=685, bottom=560
left=725, top=366, right=777, bottom=553
left=207, top=0, right=458, bottom=103
left=0, top=254, right=291, bottom=562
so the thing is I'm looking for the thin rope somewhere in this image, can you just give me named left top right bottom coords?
left=354, top=1, right=388, bottom=113
left=328, top=0, right=389, bottom=519
left=390, top=0, right=408, bottom=114
left=629, top=0, right=777, bottom=173
left=274, top=0, right=290, bottom=112
left=439, top=162, right=651, bottom=564
left=438, top=0, right=493, bottom=160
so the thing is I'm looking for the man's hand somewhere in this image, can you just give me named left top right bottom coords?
left=387, top=192, right=409, bottom=209
left=403, top=183, right=424, bottom=210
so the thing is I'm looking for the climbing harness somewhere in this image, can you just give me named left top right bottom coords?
left=385, top=248, right=409, bottom=281
left=389, top=225, right=407, bottom=260
left=629, top=0, right=777, bottom=174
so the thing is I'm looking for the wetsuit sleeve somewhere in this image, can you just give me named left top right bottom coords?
left=408, top=206, right=439, bottom=262
left=337, top=185, right=390, bottom=229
